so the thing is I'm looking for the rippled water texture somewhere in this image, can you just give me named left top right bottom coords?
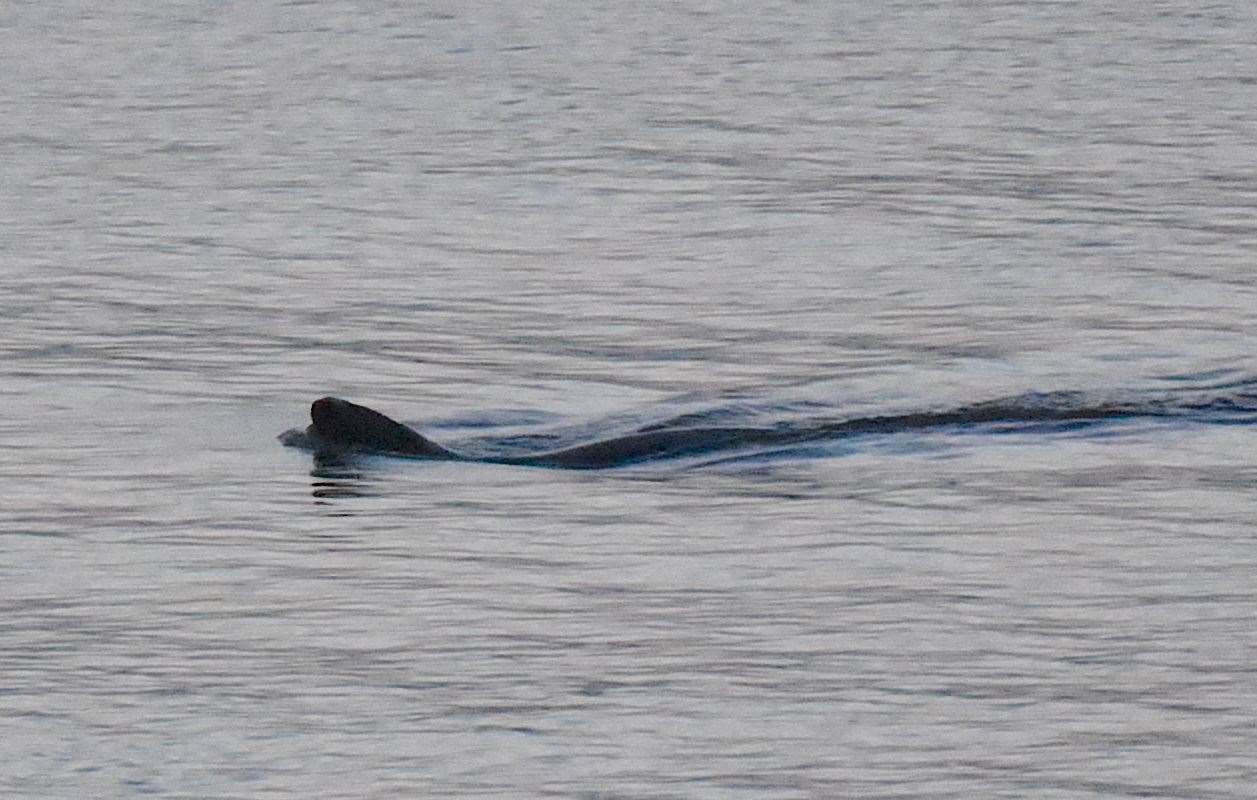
left=3, top=3, right=1257, bottom=798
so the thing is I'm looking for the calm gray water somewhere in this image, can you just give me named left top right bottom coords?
left=4, top=2, right=1257, bottom=797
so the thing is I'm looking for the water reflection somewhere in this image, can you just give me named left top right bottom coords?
left=309, top=459, right=376, bottom=500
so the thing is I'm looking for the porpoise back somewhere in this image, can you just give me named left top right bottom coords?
left=309, top=397, right=460, bottom=459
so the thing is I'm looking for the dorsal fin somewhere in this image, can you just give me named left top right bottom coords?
left=310, top=397, right=459, bottom=459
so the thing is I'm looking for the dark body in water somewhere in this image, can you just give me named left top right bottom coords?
left=278, top=393, right=1232, bottom=470
left=282, top=397, right=794, bottom=469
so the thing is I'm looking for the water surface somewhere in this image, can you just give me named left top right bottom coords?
left=3, top=2, right=1257, bottom=798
